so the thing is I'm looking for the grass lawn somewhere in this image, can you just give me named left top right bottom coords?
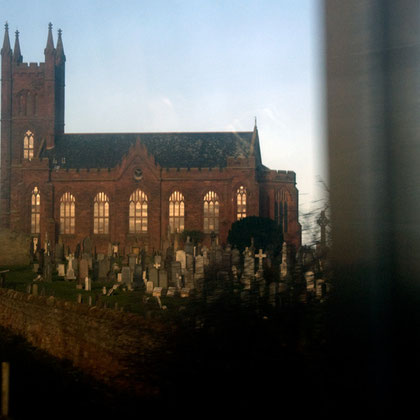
left=0, top=265, right=189, bottom=316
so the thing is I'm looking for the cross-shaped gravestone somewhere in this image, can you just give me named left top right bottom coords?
left=317, top=210, right=329, bottom=247
left=153, top=262, right=161, bottom=270
left=255, top=249, right=267, bottom=271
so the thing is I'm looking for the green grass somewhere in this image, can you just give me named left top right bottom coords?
left=0, top=265, right=194, bottom=317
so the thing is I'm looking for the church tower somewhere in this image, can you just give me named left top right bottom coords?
left=0, top=23, right=65, bottom=228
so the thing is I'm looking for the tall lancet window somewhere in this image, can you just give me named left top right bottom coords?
left=274, top=190, right=290, bottom=233
left=93, top=192, right=109, bottom=234
left=169, top=191, right=185, bottom=233
left=203, top=191, right=219, bottom=233
left=129, top=189, right=148, bottom=233
left=60, top=192, right=76, bottom=234
left=31, top=187, right=41, bottom=234
left=23, top=131, right=34, bottom=160
left=236, top=186, right=247, bottom=220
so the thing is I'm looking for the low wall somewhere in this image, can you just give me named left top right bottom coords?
left=0, top=289, right=172, bottom=397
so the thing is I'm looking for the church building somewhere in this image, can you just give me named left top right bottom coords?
left=0, top=24, right=301, bottom=254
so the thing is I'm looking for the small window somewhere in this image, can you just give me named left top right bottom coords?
left=236, top=186, right=247, bottom=220
left=169, top=191, right=185, bottom=233
left=203, top=191, right=219, bottom=233
left=275, top=190, right=290, bottom=233
left=31, top=187, right=41, bottom=234
left=94, top=192, right=109, bottom=234
left=23, top=131, right=34, bottom=160
left=60, top=192, right=75, bottom=234
left=129, top=189, right=148, bottom=233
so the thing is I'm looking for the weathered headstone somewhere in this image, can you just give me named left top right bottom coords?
left=121, top=267, right=131, bottom=285
left=43, top=254, right=53, bottom=282
left=153, top=287, right=163, bottom=297
left=146, top=281, right=154, bottom=294
left=55, top=242, right=64, bottom=262
left=194, top=255, right=204, bottom=279
left=180, top=287, right=191, bottom=298
left=171, top=261, right=182, bottom=285
left=231, top=247, right=240, bottom=267
left=149, top=267, right=159, bottom=287
left=166, top=286, right=176, bottom=297
left=98, top=257, right=110, bottom=280
left=82, top=236, right=92, bottom=255
left=79, top=259, right=89, bottom=281
left=128, top=254, right=137, bottom=272
left=186, top=254, right=194, bottom=271
left=159, top=269, right=168, bottom=289
left=57, top=263, right=65, bottom=277
left=85, top=277, right=91, bottom=291
left=32, top=283, right=38, bottom=296
left=242, top=248, right=254, bottom=290
left=176, top=250, right=187, bottom=271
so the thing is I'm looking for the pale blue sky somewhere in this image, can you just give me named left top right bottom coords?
left=3, top=0, right=326, bottom=242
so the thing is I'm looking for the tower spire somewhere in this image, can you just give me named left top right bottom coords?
left=44, top=22, right=55, bottom=54
left=13, top=29, right=22, bottom=63
left=55, top=28, right=65, bottom=64
left=1, top=22, right=11, bottom=56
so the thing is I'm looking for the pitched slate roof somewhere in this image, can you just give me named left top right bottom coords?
left=42, top=131, right=262, bottom=169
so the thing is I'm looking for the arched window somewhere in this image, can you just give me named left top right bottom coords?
left=274, top=190, right=290, bottom=233
left=169, top=191, right=185, bottom=233
left=236, top=186, right=247, bottom=220
left=60, top=192, right=75, bottom=234
left=23, top=131, right=34, bottom=160
left=129, top=189, right=148, bottom=233
left=31, top=187, right=41, bottom=234
left=203, top=191, right=219, bottom=233
left=93, top=192, right=109, bottom=234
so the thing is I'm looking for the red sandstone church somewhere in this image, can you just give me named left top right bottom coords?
left=0, top=24, right=301, bottom=254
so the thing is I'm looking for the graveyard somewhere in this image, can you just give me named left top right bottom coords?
left=0, top=218, right=331, bottom=416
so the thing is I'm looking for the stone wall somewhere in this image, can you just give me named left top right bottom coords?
left=0, top=289, right=172, bottom=396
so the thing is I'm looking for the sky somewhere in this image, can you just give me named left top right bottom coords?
left=2, top=0, right=326, bottom=243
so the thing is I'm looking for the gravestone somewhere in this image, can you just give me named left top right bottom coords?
left=121, top=267, right=131, bottom=285
left=149, top=267, right=159, bottom=288
left=117, top=272, right=122, bottom=283
left=186, top=254, right=194, bottom=271
left=32, top=283, right=38, bottom=296
left=153, top=287, right=163, bottom=297
left=98, top=257, right=110, bottom=280
left=194, top=255, right=204, bottom=279
left=215, top=247, right=223, bottom=265
left=202, top=246, right=209, bottom=266
left=305, top=271, right=315, bottom=293
left=154, top=254, right=162, bottom=267
left=55, top=242, right=64, bottom=262
left=171, top=261, right=182, bottom=285
left=57, top=263, right=65, bottom=277
left=102, top=286, right=107, bottom=295
left=33, top=263, right=39, bottom=273
left=65, top=255, right=76, bottom=280
left=184, top=236, right=194, bottom=255
left=242, top=248, right=254, bottom=290
left=85, top=277, right=91, bottom=291
left=133, top=264, right=143, bottom=284
left=316, top=279, right=325, bottom=299
left=146, top=281, right=154, bottom=294
left=231, top=247, right=240, bottom=267
left=176, top=250, right=186, bottom=271
left=222, top=245, right=232, bottom=269
left=79, top=259, right=89, bottom=281
left=166, top=287, right=176, bottom=297
left=159, top=269, right=168, bottom=289
left=128, top=254, right=137, bottom=272
left=180, top=287, right=191, bottom=298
